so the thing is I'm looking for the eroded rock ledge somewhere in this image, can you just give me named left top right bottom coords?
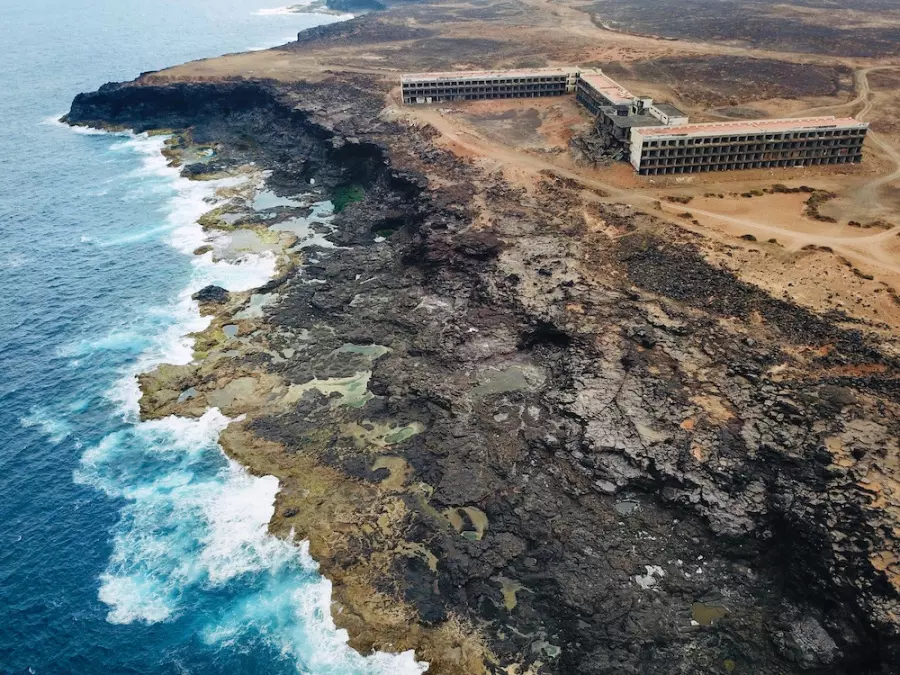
left=67, top=75, right=900, bottom=674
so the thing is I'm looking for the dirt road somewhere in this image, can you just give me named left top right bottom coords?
left=407, top=104, right=900, bottom=280
left=848, top=67, right=900, bottom=218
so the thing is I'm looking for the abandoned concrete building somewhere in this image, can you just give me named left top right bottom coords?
left=400, top=68, right=579, bottom=104
left=631, top=117, right=868, bottom=175
left=574, top=70, right=634, bottom=113
left=400, top=67, right=869, bottom=173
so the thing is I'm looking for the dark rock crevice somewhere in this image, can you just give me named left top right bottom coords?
left=66, top=76, right=900, bottom=675
left=65, top=79, right=424, bottom=201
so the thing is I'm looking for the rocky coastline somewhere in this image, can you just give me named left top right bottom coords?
left=66, top=72, right=900, bottom=674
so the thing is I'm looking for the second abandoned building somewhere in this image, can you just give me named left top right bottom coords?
left=399, top=67, right=579, bottom=102
left=400, top=67, right=868, bottom=174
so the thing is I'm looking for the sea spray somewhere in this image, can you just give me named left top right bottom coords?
left=19, top=407, right=74, bottom=444
left=1, top=4, right=378, bottom=672
left=69, top=130, right=428, bottom=673
left=252, top=3, right=354, bottom=21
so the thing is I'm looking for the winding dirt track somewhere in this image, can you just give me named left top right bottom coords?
left=362, top=0, right=900, bottom=285
left=405, top=91, right=900, bottom=280
left=848, top=68, right=900, bottom=218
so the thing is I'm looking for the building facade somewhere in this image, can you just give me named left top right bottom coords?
left=401, top=68, right=579, bottom=104
left=646, top=102, right=689, bottom=127
left=630, top=117, right=869, bottom=175
left=400, top=66, right=869, bottom=174
left=574, top=69, right=633, bottom=115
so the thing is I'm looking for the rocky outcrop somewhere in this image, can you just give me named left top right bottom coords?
left=192, top=284, right=230, bottom=305
left=65, top=77, right=422, bottom=199
left=67, top=75, right=900, bottom=675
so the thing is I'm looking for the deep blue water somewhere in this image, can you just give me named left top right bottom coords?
left=0, top=2, right=424, bottom=673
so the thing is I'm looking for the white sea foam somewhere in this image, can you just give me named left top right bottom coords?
left=252, top=2, right=353, bottom=19
left=202, top=566, right=426, bottom=674
left=20, top=407, right=73, bottom=444
left=95, top=134, right=238, bottom=249
left=41, top=113, right=67, bottom=127
left=68, top=130, right=270, bottom=411
left=58, top=331, right=151, bottom=358
left=98, top=575, right=174, bottom=624
left=0, top=252, right=31, bottom=269
left=69, top=125, right=116, bottom=135
left=66, top=125, right=428, bottom=672
left=79, top=410, right=427, bottom=672
left=198, top=469, right=296, bottom=584
left=253, top=5, right=300, bottom=15
left=41, top=113, right=126, bottom=136
left=68, top=398, right=91, bottom=413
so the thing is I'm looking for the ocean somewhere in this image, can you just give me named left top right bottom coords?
left=0, top=1, right=425, bottom=673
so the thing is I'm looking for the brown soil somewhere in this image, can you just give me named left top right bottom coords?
left=77, top=0, right=900, bottom=671
left=598, top=56, right=855, bottom=110
left=586, top=0, right=900, bottom=57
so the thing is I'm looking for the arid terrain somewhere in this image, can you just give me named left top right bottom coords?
left=65, top=0, right=900, bottom=672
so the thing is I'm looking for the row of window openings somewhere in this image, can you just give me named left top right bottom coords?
left=641, top=157, right=859, bottom=173
left=643, top=147, right=861, bottom=158
left=403, top=85, right=566, bottom=93
left=576, top=89, right=615, bottom=105
left=403, top=90, right=565, bottom=101
left=641, top=151, right=862, bottom=165
left=403, top=77, right=567, bottom=88
left=403, top=92, right=559, bottom=102
left=645, top=130, right=864, bottom=147
left=645, top=141, right=860, bottom=156
left=575, top=94, right=609, bottom=113
left=641, top=161, right=860, bottom=175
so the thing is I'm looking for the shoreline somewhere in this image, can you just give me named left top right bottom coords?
left=62, top=61, right=900, bottom=674
left=255, top=2, right=356, bottom=19
left=61, top=121, right=430, bottom=672
left=124, top=125, right=488, bottom=673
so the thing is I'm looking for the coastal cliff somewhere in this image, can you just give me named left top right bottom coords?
left=66, top=72, right=900, bottom=675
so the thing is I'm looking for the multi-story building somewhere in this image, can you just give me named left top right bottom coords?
left=574, top=69, right=633, bottom=114
left=400, top=66, right=869, bottom=174
left=630, top=117, right=869, bottom=175
left=594, top=97, right=689, bottom=146
left=646, top=102, right=689, bottom=127
left=400, top=68, right=579, bottom=104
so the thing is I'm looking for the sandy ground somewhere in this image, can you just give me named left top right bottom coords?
left=394, top=83, right=900, bottom=341
left=114, top=5, right=900, bottom=668
left=156, top=0, right=900, bottom=340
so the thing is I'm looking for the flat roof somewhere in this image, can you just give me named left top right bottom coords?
left=650, top=103, right=686, bottom=117
left=401, top=67, right=577, bottom=84
left=634, top=116, right=868, bottom=138
left=600, top=108, right=661, bottom=128
left=578, top=70, right=634, bottom=106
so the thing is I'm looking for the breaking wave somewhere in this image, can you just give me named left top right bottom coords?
left=253, top=5, right=302, bottom=15
left=68, top=130, right=427, bottom=673
left=20, top=407, right=73, bottom=444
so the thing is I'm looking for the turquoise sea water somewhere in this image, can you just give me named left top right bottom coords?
left=0, top=1, right=425, bottom=673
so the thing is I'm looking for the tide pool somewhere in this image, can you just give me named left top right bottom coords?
left=0, top=1, right=425, bottom=672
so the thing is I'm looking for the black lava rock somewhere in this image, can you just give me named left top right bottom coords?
left=192, top=285, right=230, bottom=304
